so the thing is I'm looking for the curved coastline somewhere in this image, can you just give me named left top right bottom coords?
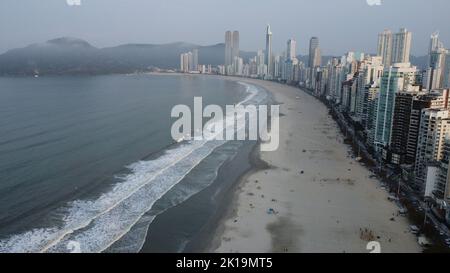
left=0, top=73, right=422, bottom=253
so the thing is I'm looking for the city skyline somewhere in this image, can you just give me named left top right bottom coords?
left=1, top=0, right=449, bottom=56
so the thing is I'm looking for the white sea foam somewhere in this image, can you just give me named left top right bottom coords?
left=0, top=81, right=266, bottom=253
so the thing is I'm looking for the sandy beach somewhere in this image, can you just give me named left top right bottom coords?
left=209, top=77, right=421, bottom=253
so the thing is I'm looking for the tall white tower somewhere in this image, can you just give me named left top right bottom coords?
left=265, top=24, right=273, bottom=78
left=232, top=31, right=240, bottom=63
left=225, top=31, right=233, bottom=67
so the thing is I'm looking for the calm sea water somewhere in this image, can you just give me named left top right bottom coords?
left=0, top=74, right=267, bottom=252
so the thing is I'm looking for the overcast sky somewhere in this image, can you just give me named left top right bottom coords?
left=0, top=0, right=449, bottom=56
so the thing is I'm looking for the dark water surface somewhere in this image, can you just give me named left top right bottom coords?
left=0, top=74, right=265, bottom=252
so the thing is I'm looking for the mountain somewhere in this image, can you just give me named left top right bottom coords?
left=0, top=37, right=428, bottom=76
left=0, top=37, right=256, bottom=76
left=0, top=38, right=117, bottom=75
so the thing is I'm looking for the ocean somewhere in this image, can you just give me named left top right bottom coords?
left=0, top=74, right=269, bottom=253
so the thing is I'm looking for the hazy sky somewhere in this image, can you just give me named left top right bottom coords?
left=0, top=0, right=449, bottom=56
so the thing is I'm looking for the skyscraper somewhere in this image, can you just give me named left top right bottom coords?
left=224, top=30, right=240, bottom=74
left=414, top=109, right=450, bottom=195
left=327, top=60, right=343, bottom=101
left=377, top=29, right=393, bottom=66
left=265, top=25, right=273, bottom=78
left=354, top=56, right=384, bottom=126
left=377, top=28, right=412, bottom=65
left=367, top=85, right=380, bottom=148
left=225, top=31, right=233, bottom=67
left=192, top=49, right=198, bottom=72
left=389, top=91, right=417, bottom=164
left=180, top=54, right=185, bottom=72
left=425, top=32, right=448, bottom=90
left=425, top=48, right=448, bottom=90
left=392, top=28, right=412, bottom=64
left=180, top=52, right=192, bottom=73
left=286, top=39, right=296, bottom=61
left=188, top=52, right=194, bottom=71
left=256, top=50, right=266, bottom=78
left=232, top=31, right=240, bottom=64
left=374, top=63, right=417, bottom=151
left=429, top=31, right=442, bottom=62
left=309, top=37, right=321, bottom=68
left=233, top=56, right=243, bottom=76
left=406, top=90, right=449, bottom=164
left=432, top=141, right=450, bottom=202
left=445, top=53, right=450, bottom=88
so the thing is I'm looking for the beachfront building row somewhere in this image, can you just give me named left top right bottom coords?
left=179, top=50, right=213, bottom=74
left=215, top=25, right=450, bottom=224
left=283, top=29, right=450, bottom=223
left=215, top=25, right=450, bottom=223
left=180, top=49, right=198, bottom=73
left=314, top=33, right=450, bottom=223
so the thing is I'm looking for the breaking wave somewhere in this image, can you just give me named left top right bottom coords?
left=0, top=81, right=266, bottom=253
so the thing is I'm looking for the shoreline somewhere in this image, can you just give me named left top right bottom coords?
left=207, top=77, right=422, bottom=253
left=139, top=140, right=257, bottom=253
left=137, top=76, right=265, bottom=253
left=139, top=76, right=273, bottom=253
left=203, top=141, right=271, bottom=253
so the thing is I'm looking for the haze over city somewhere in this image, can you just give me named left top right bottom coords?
left=0, top=0, right=449, bottom=55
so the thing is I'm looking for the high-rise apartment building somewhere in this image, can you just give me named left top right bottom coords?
left=445, top=53, right=450, bottom=88
left=377, top=30, right=393, bottom=66
left=180, top=50, right=199, bottom=73
left=377, top=28, right=412, bottom=65
left=232, top=31, right=239, bottom=63
left=414, top=109, right=450, bottom=195
left=309, top=37, right=321, bottom=68
left=389, top=92, right=417, bottom=164
left=192, top=49, right=198, bottom=72
left=265, top=25, right=273, bottom=78
left=432, top=141, right=450, bottom=203
left=286, top=39, right=296, bottom=61
left=366, top=85, right=380, bottom=148
left=180, top=51, right=193, bottom=73
left=429, top=32, right=442, bottom=54
left=224, top=30, right=239, bottom=72
left=425, top=32, right=448, bottom=91
left=355, top=56, right=384, bottom=126
left=425, top=48, right=448, bottom=90
left=392, top=28, right=412, bottom=64
left=405, top=90, right=449, bottom=165
left=374, top=63, right=417, bottom=151
left=225, top=31, right=233, bottom=67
